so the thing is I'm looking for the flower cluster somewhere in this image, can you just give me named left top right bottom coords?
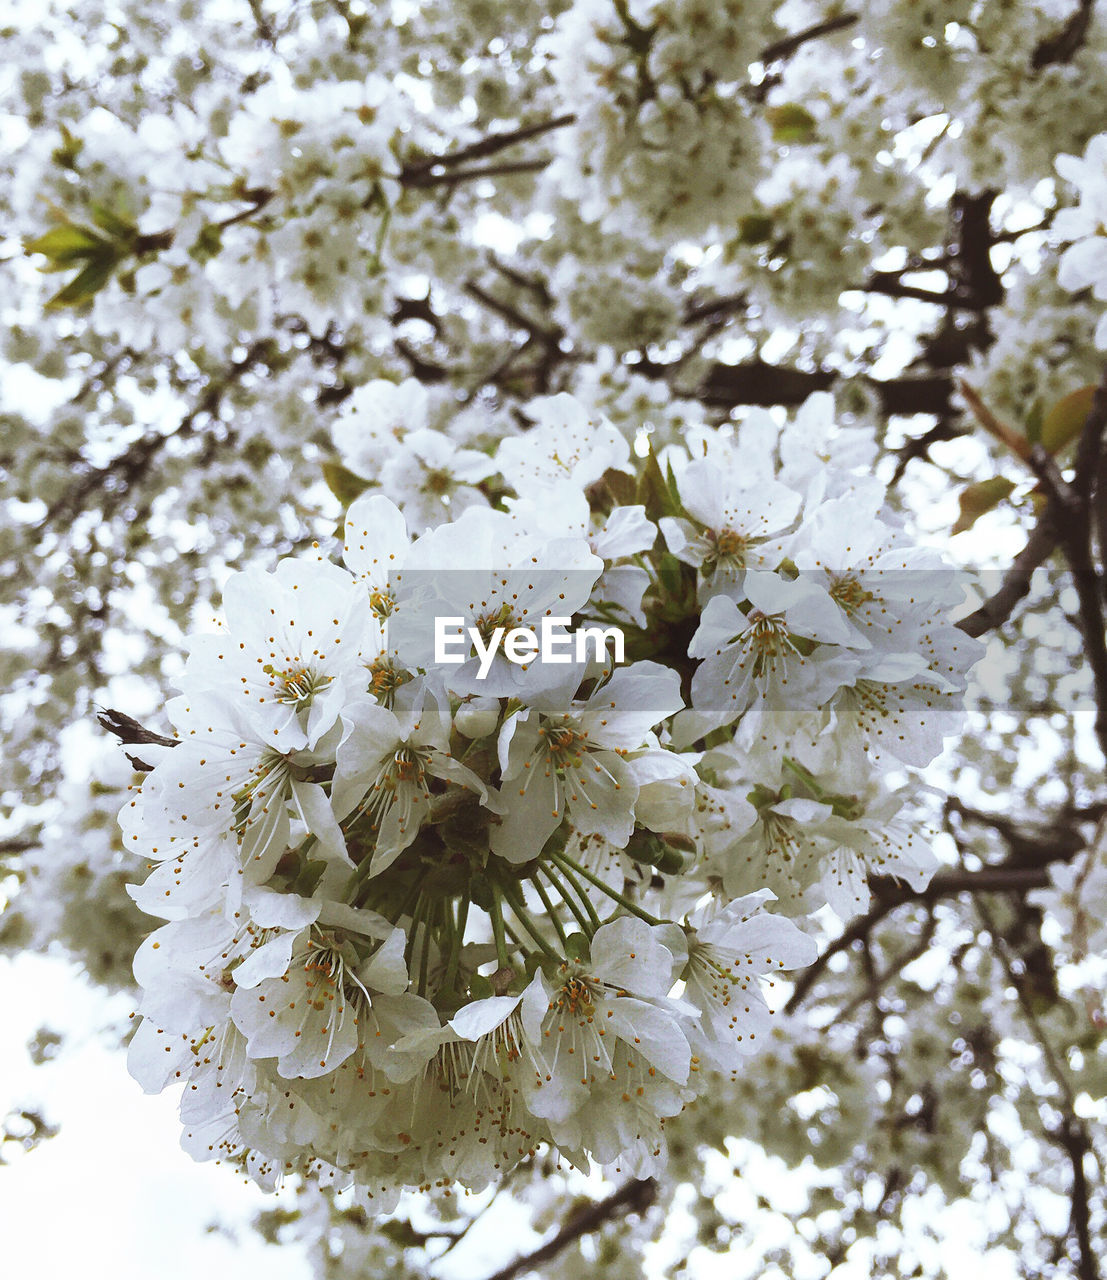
left=540, top=0, right=776, bottom=240
left=123, top=390, right=979, bottom=1201
left=1055, top=131, right=1107, bottom=349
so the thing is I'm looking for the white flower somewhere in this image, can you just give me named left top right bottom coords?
left=818, top=791, right=937, bottom=918
left=519, top=918, right=693, bottom=1131
left=331, top=378, right=430, bottom=477
left=493, top=662, right=684, bottom=860
left=378, top=428, right=497, bottom=532
left=677, top=572, right=856, bottom=744
left=331, top=686, right=494, bottom=877
left=342, top=492, right=410, bottom=618
left=1055, top=133, right=1107, bottom=345
left=682, top=891, right=817, bottom=1072
left=661, top=451, right=801, bottom=588
left=393, top=504, right=602, bottom=698
left=506, top=484, right=657, bottom=627
left=230, top=925, right=410, bottom=1080
left=717, top=793, right=836, bottom=914
left=179, top=557, right=376, bottom=748
left=778, top=391, right=878, bottom=498
left=496, top=393, right=630, bottom=492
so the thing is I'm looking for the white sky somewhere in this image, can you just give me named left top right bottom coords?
left=0, top=952, right=312, bottom=1280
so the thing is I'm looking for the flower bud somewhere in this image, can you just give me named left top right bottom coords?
left=454, top=695, right=500, bottom=739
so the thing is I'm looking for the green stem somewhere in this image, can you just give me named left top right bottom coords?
left=489, top=889, right=511, bottom=969
left=547, top=855, right=603, bottom=931
left=405, top=892, right=426, bottom=970
left=443, top=890, right=470, bottom=993
left=530, top=873, right=570, bottom=950
left=538, top=865, right=594, bottom=936
left=369, top=194, right=392, bottom=271
left=552, top=849, right=663, bottom=926
left=418, top=898, right=436, bottom=998
left=499, top=880, right=561, bottom=961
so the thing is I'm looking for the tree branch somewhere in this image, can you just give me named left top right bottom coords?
left=1054, top=1117, right=1100, bottom=1280
left=403, top=158, right=552, bottom=189
left=973, top=892, right=1101, bottom=1280
left=480, top=1179, right=656, bottom=1280
left=463, top=280, right=562, bottom=344
left=957, top=514, right=1061, bottom=637
left=42, top=339, right=275, bottom=527
left=759, top=14, right=859, bottom=64
left=1027, top=369, right=1107, bottom=760
left=786, top=863, right=1070, bottom=1014
left=695, top=359, right=954, bottom=417
left=1031, top=0, right=1096, bottom=69
left=400, top=114, right=576, bottom=181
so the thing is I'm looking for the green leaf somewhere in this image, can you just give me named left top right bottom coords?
left=737, top=213, right=775, bottom=245
left=636, top=446, right=681, bottom=521
left=564, top=932, right=590, bottom=963
left=44, top=256, right=116, bottom=309
left=25, top=222, right=108, bottom=265
left=1023, top=397, right=1044, bottom=446
left=656, top=550, right=685, bottom=597
left=322, top=460, right=372, bottom=506
left=767, top=103, right=817, bottom=144
left=379, top=1219, right=423, bottom=1248
left=952, top=476, right=1017, bottom=535
left=468, top=973, right=493, bottom=1000
left=190, top=222, right=224, bottom=263
left=596, top=465, right=636, bottom=508
left=1040, top=385, right=1096, bottom=455
left=50, top=124, right=84, bottom=170
left=89, top=200, right=137, bottom=240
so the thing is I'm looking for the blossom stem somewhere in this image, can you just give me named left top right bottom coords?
left=442, top=890, right=469, bottom=992
left=546, top=855, right=603, bottom=931
left=551, top=850, right=663, bottom=926
left=530, top=873, right=570, bottom=950
left=489, top=889, right=511, bottom=969
left=405, top=892, right=427, bottom=970
left=418, top=900, right=435, bottom=997
left=498, top=879, right=561, bottom=961
left=537, top=865, right=595, bottom=936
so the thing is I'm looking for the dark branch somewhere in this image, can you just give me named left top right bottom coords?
left=786, top=863, right=1071, bottom=1014
left=400, top=114, right=576, bottom=181
left=759, top=13, right=859, bottom=64
left=245, top=0, right=278, bottom=49
left=463, top=280, right=562, bottom=345
left=957, top=514, right=1061, bottom=637
left=1031, top=0, right=1096, bottom=69
left=696, top=359, right=954, bottom=417
left=403, top=158, right=552, bottom=189
left=98, top=708, right=177, bottom=771
left=43, top=338, right=274, bottom=527
left=1054, top=1117, right=1100, bottom=1280
left=480, top=1179, right=656, bottom=1280
left=1027, top=369, right=1107, bottom=760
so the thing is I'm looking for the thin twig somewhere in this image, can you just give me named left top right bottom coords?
left=1031, top=0, right=1096, bottom=69
left=759, top=13, right=859, bottom=63
left=480, top=1179, right=657, bottom=1280
left=403, top=158, right=552, bottom=189
left=958, top=379, right=1032, bottom=462
left=832, top=910, right=937, bottom=1023
left=1026, top=370, right=1107, bottom=760
left=400, top=114, right=576, bottom=179
left=463, top=280, right=561, bottom=344
left=786, top=864, right=1071, bottom=1014
left=957, top=514, right=1061, bottom=637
